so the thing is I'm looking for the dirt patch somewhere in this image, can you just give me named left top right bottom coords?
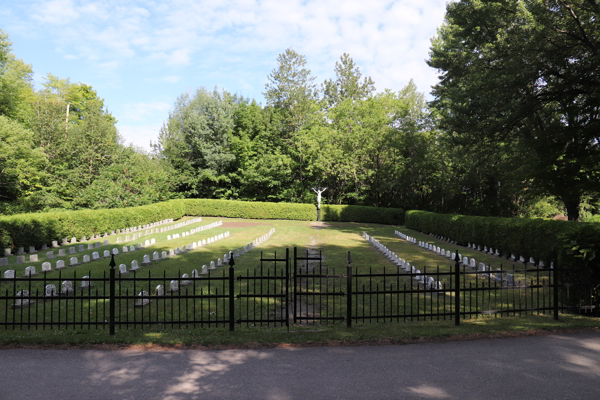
left=221, top=221, right=266, bottom=228
left=311, top=222, right=333, bottom=229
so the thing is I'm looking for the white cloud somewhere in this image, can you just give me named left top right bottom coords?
left=166, top=49, right=190, bottom=67
left=161, top=76, right=181, bottom=83
left=121, top=101, right=171, bottom=121
left=32, top=0, right=80, bottom=25
left=117, top=123, right=162, bottom=152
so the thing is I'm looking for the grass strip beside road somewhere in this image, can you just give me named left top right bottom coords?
left=0, top=314, right=598, bottom=349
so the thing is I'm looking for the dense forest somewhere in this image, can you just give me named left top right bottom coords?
left=1, top=1, right=598, bottom=221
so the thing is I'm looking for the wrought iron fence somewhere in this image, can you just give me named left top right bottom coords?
left=0, top=249, right=597, bottom=333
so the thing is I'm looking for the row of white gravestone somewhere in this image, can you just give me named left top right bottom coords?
left=393, top=231, right=417, bottom=244
left=116, top=218, right=174, bottom=235
left=433, top=236, right=551, bottom=268
left=151, top=217, right=203, bottom=238
left=3, top=217, right=173, bottom=259
left=398, top=230, right=518, bottom=286
left=140, top=217, right=201, bottom=236
left=132, top=229, right=277, bottom=302
left=1, top=240, right=112, bottom=267
left=362, top=232, right=444, bottom=291
left=2, top=246, right=138, bottom=277
left=10, top=277, right=97, bottom=307
left=167, top=220, right=223, bottom=240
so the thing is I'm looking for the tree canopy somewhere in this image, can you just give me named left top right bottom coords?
left=427, top=0, right=600, bottom=220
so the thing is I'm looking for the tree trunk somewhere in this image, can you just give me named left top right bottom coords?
left=564, top=198, right=581, bottom=221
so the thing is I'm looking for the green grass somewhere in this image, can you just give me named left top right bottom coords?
left=1, top=217, right=597, bottom=347
left=0, top=314, right=598, bottom=348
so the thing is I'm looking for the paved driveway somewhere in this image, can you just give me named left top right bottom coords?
left=1, top=332, right=599, bottom=400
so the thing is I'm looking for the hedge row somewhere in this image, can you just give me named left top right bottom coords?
left=181, top=199, right=316, bottom=221
left=321, top=205, right=405, bottom=225
left=404, top=210, right=600, bottom=271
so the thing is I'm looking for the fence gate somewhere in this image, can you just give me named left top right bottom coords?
left=236, top=249, right=289, bottom=329
left=293, top=247, right=345, bottom=324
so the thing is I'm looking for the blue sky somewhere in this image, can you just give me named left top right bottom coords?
left=0, top=0, right=449, bottom=151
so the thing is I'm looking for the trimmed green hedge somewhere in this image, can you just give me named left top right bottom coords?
left=404, top=210, right=600, bottom=271
left=181, top=199, right=316, bottom=221
left=321, top=205, right=404, bottom=225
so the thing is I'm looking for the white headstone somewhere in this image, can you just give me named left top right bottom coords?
left=135, top=291, right=150, bottom=307
left=209, top=261, right=216, bottom=270
left=56, top=260, right=66, bottom=269
left=92, top=252, right=100, bottom=260
left=45, top=284, right=58, bottom=297
left=103, top=250, right=110, bottom=258
left=80, top=275, right=92, bottom=288
left=61, top=280, right=73, bottom=294
left=14, top=290, right=31, bottom=307
left=119, top=264, right=128, bottom=274
left=112, top=248, right=118, bottom=255
left=4, top=269, right=15, bottom=279
left=152, top=251, right=159, bottom=261
left=131, top=260, right=139, bottom=271
left=169, top=280, right=179, bottom=292
left=24, top=266, right=37, bottom=276
left=69, top=256, right=78, bottom=266
left=156, top=285, right=164, bottom=296
left=41, top=262, right=52, bottom=272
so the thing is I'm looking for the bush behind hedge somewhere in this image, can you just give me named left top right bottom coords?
left=404, top=210, right=599, bottom=273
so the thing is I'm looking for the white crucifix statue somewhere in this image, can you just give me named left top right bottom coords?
left=312, top=186, right=327, bottom=221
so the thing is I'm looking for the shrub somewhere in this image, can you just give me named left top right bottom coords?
left=405, top=210, right=599, bottom=273
left=321, top=205, right=404, bottom=225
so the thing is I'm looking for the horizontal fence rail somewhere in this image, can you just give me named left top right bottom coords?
left=0, top=249, right=597, bottom=333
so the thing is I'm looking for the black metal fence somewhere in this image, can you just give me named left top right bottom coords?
left=0, top=249, right=597, bottom=333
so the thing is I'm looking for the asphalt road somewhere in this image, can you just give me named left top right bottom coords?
left=1, top=332, right=599, bottom=400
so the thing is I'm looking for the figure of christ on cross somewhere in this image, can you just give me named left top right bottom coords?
left=312, top=187, right=327, bottom=221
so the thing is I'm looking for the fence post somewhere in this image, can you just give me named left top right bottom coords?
left=285, top=248, right=290, bottom=331
left=293, top=247, right=297, bottom=324
left=347, top=262, right=353, bottom=328
left=454, top=250, right=460, bottom=326
left=553, top=247, right=559, bottom=321
left=229, top=254, right=235, bottom=332
left=109, top=254, right=116, bottom=335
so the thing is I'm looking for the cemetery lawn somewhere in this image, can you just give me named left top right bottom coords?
left=2, top=217, right=599, bottom=348
left=0, top=314, right=598, bottom=348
